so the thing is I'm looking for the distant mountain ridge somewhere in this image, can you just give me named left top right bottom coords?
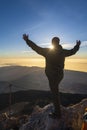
left=0, top=66, right=87, bottom=94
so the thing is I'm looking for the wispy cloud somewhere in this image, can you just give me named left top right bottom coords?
left=21, top=50, right=34, bottom=54
left=62, top=41, right=87, bottom=49
left=62, top=43, right=73, bottom=49
left=40, top=43, right=50, bottom=47
left=81, top=41, right=87, bottom=47
left=21, top=40, right=87, bottom=54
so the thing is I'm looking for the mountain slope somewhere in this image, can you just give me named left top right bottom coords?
left=0, top=66, right=87, bottom=94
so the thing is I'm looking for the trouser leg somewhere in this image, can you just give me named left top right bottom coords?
left=49, top=80, right=61, bottom=118
left=45, top=69, right=63, bottom=118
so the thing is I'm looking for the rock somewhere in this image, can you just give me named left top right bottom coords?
left=0, top=102, right=29, bottom=116
left=19, top=98, right=87, bottom=130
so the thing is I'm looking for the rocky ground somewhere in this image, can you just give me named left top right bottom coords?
left=0, top=98, right=87, bottom=130
left=20, top=98, right=87, bottom=130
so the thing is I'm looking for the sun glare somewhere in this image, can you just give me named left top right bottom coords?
left=49, top=45, right=54, bottom=49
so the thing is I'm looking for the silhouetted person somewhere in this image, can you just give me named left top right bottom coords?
left=23, top=34, right=81, bottom=119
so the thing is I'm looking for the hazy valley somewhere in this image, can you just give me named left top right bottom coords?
left=0, top=65, right=87, bottom=94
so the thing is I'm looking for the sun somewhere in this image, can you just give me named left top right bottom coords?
left=49, top=45, right=54, bottom=49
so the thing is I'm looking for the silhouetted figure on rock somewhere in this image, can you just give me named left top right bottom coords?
left=23, top=34, right=81, bottom=119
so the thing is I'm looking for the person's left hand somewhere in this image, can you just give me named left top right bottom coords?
left=76, top=40, right=81, bottom=46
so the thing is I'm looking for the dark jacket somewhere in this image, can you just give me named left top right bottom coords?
left=26, top=39, right=80, bottom=71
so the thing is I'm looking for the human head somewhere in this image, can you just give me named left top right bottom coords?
left=52, top=37, right=60, bottom=48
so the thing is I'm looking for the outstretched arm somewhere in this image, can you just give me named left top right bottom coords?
left=23, top=34, right=47, bottom=56
left=63, top=40, right=81, bottom=57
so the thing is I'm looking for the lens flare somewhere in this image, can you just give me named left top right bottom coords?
left=49, top=45, right=54, bottom=49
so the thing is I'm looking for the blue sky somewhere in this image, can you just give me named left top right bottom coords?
left=0, top=0, right=87, bottom=58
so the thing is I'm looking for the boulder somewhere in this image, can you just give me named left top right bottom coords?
left=20, top=98, right=87, bottom=130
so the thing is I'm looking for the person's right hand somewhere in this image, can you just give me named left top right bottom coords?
left=76, top=40, right=81, bottom=46
left=23, top=34, right=29, bottom=41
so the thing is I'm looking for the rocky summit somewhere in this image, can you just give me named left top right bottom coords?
left=19, top=98, right=87, bottom=130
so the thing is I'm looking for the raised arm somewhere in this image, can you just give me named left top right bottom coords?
left=63, top=40, right=81, bottom=57
left=23, top=34, right=47, bottom=56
